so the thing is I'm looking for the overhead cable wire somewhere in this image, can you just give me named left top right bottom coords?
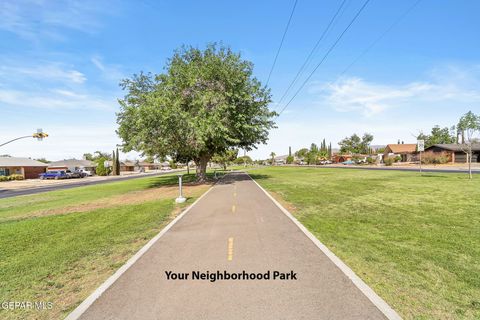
left=266, top=0, right=299, bottom=86
left=277, top=0, right=371, bottom=117
left=338, top=0, right=422, bottom=77
left=275, top=0, right=348, bottom=107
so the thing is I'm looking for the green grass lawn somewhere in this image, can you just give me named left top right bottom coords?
left=0, top=173, right=210, bottom=320
left=250, top=167, right=480, bottom=320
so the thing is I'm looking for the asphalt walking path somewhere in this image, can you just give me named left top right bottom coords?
left=75, top=172, right=390, bottom=320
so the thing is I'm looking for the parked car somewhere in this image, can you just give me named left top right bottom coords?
left=78, top=169, right=93, bottom=176
left=320, top=160, right=332, bottom=165
left=161, top=166, right=172, bottom=171
left=39, top=170, right=68, bottom=180
left=342, top=160, right=355, bottom=165
left=66, top=170, right=87, bottom=178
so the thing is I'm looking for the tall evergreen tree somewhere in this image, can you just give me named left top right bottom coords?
left=116, top=148, right=121, bottom=175
left=112, top=150, right=116, bottom=176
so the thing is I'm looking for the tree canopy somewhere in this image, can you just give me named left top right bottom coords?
left=417, top=125, right=456, bottom=148
left=339, top=133, right=373, bottom=154
left=117, top=44, right=276, bottom=181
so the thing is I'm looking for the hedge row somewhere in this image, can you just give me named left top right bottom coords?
left=0, top=174, right=24, bottom=182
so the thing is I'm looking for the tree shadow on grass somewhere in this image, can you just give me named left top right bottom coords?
left=145, top=172, right=272, bottom=188
left=419, top=174, right=453, bottom=179
left=146, top=173, right=216, bottom=189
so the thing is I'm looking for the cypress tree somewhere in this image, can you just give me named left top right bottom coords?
left=112, top=150, right=116, bottom=176
left=116, top=148, right=121, bottom=175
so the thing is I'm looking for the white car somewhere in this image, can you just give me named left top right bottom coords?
left=78, top=169, right=93, bottom=176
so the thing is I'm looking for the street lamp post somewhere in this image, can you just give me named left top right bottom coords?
left=175, top=174, right=186, bottom=203
left=0, top=129, right=49, bottom=148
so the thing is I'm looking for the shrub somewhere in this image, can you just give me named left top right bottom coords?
left=394, top=155, right=402, bottom=162
left=384, top=157, right=395, bottom=166
left=366, top=157, right=375, bottom=164
left=9, top=174, right=24, bottom=180
left=286, top=155, right=294, bottom=164
left=0, top=176, right=9, bottom=182
left=169, top=160, right=178, bottom=169
left=95, top=157, right=111, bottom=176
left=421, top=152, right=449, bottom=165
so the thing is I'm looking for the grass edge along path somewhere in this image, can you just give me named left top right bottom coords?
left=0, top=173, right=212, bottom=320
left=249, top=167, right=480, bottom=320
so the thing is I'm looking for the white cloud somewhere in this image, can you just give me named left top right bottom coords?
left=0, top=88, right=115, bottom=111
left=310, top=66, right=480, bottom=117
left=0, top=0, right=118, bottom=40
left=0, top=64, right=86, bottom=84
left=91, top=55, right=126, bottom=83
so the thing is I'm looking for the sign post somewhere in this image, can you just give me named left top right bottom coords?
left=417, top=139, right=424, bottom=173
left=104, top=160, right=111, bottom=176
left=175, top=174, right=186, bottom=203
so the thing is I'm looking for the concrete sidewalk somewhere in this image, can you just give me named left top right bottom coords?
left=69, top=172, right=397, bottom=320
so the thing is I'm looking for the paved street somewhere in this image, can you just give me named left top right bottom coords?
left=73, top=172, right=391, bottom=320
left=0, top=170, right=182, bottom=199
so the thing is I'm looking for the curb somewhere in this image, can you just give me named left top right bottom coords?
left=65, top=183, right=216, bottom=320
left=246, top=172, right=402, bottom=320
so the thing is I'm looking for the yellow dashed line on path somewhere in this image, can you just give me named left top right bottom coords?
left=227, top=237, right=234, bottom=261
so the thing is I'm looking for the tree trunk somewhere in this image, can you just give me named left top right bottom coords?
left=468, top=149, right=472, bottom=179
left=196, top=154, right=209, bottom=182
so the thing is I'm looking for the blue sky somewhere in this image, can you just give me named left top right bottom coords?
left=1, top=0, right=479, bottom=160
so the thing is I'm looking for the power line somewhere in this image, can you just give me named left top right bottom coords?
left=266, top=0, right=299, bottom=86
left=277, top=0, right=371, bottom=117
left=339, top=0, right=422, bottom=77
left=275, top=0, right=348, bottom=107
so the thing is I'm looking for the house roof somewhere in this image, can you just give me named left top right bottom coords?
left=48, top=159, right=96, bottom=168
left=426, top=143, right=480, bottom=152
left=274, top=155, right=288, bottom=160
left=138, top=161, right=159, bottom=166
left=385, top=144, right=417, bottom=153
left=0, top=157, right=49, bottom=167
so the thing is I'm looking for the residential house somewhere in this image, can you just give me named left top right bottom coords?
left=424, top=144, right=480, bottom=163
left=332, top=154, right=352, bottom=163
left=139, top=161, right=160, bottom=171
left=48, top=159, right=97, bottom=172
left=120, top=161, right=136, bottom=172
left=0, top=157, right=48, bottom=179
left=273, top=155, right=288, bottom=165
left=383, top=144, right=417, bottom=162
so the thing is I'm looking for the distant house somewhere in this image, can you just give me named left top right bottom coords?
left=120, top=161, right=136, bottom=172
left=139, top=161, right=160, bottom=171
left=332, top=154, right=352, bottom=163
left=48, top=159, right=97, bottom=172
left=424, top=144, right=480, bottom=163
left=0, top=157, right=48, bottom=179
left=383, top=144, right=417, bottom=162
left=274, top=155, right=288, bottom=165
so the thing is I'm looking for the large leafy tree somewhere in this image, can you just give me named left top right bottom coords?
left=117, top=44, right=276, bottom=181
left=339, top=133, right=373, bottom=154
left=417, top=125, right=456, bottom=148
left=295, top=148, right=309, bottom=159
left=211, top=149, right=238, bottom=170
